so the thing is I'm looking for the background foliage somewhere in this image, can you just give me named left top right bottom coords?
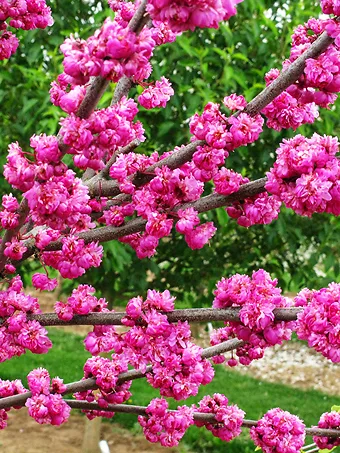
left=1, top=0, right=340, bottom=307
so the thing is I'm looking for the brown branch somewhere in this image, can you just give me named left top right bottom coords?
left=88, top=30, right=334, bottom=198
left=16, top=176, right=267, bottom=259
left=243, top=31, right=334, bottom=117
left=64, top=400, right=340, bottom=438
left=76, top=76, right=110, bottom=119
left=0, top=198, right=29, bottom=271
left=184, top=177, right=268, bottom=214
left=5, top=306, right=301, bottom=327
left=0, top=338, right=243, bottom=410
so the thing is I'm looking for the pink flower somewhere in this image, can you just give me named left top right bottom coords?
left=4, top=239, right=27, bottom=260
left=27, top=368, right=50, bottom=396
left=176, top=208, right=200, bottom=234
left=223, top=94, right=247, bottom=111
left=138, top=77, right=174, bottom=109
left=17, top=320, right=52, bottom=354
left=184, top=222, right=217, bottom=250
left=313, top=411, right=340, bottom=450
left=32, top=274, right=58, bottom=291
left=213, top=167, right=244, bottom=195
left=138, top=398, right=194, bottom=447
left=0, top=30, right=19, bottom=60
left=250, top=408, right=305, bottom=453
left=296, top=282, right=340, bottom=362
left=194, top=393, right=245, bottom=441
left=147, top=0, right=243, bottom=33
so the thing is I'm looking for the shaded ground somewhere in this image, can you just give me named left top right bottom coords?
left=0, top=410, right=178, bottom=453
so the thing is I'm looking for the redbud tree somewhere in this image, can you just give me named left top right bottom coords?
left=1, top=0, right=340, bottom=451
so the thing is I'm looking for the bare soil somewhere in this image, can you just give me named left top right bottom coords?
left=0, top=409, right=178, bottom=453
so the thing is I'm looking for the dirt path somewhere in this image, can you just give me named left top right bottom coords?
left=233, top=341, right=340, bottom=396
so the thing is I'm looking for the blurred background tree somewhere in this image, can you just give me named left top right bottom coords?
left=2, top=0, right=340, bottom=307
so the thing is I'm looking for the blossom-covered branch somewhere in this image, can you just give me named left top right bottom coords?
left=0, top=338, right=243, bottom=410
left=64, top=400, right=340, bottom=439
left=87, top=27, right=335, bottom=199
left=4, top=305, right=300, bottom=327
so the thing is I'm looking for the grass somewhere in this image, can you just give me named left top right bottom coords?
left=0, top=328, right=90, bottom=385
left=1, top=328, right=339, bottom=452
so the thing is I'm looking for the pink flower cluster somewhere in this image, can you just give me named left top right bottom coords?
left=211, top=270, right=295, bottom=366
left=0, top=194, right=20, bottom=230
left=226, top=192, right=282, bottom=228
left=296, top=282, right=340, bottom=363
left=250, top=408, right=306, bottom=453
left=122, top=289, right=214, bottom=399
left=0, top=276, right=52, bottom=362
left=138, top=77, right=174, bottom=109
left=42, top=236, right=103, bottom=279
left=4, top=135, right=94, bottom=232
left=321, top=0, right=340, bottom=15
left=263, top=17, right=340, bottom=131
left=0, top=378, right=27, bottom=430
left=147, top=0, right=243, bottom=33
left=84, top=324, right=123, bottom=356
left=57, top=17, right=155, bottom=86
left=110, top=153, right=217, bottom=256
left=0, top=0, right=53, bottom=60
left=266, top=134, right=340, bottom=217
left=75, top=355, right=132, bottom=420
left=32, top=273, right=58, bottom=291
left=313, top=411, right=340, bottom=450
left=190, top=101, right=264, bottom=155
left=194, top=393, right=245, bottom=442
left=188, top=100, right=278, bottom=229
left=25, top=368, right=70, bottom=426
left=175, top=207, right=217, bottom=250
left=54, top=284, right=107, bottom=321
left=138, top=398, right=194, bottom=447
left=59, top=97, right=144, bottom=169
left=51, top=2, right=181, bottom=113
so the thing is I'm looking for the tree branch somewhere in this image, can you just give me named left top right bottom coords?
left=64, top=400, right=340, bottom=438
left=14, top=176, right=268, bottom=260
left=0, top=338, right=243, bottom=410
left=3, top=306, right=300, bottom=327
left=88, top=30, right=334, bottom=198
left=0, top=198, right=29, bottom=271
left=243, top=31, right=334, bottom=117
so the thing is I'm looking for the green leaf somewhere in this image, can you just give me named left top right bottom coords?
left=331, top=405, right=340, bottom=413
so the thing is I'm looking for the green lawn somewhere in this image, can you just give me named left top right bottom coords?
left=1, top=328, right=339, bottom=453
